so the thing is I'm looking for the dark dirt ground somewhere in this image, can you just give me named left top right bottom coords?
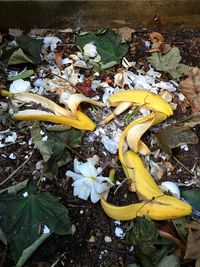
left=1, top=28, right=200, bottom=267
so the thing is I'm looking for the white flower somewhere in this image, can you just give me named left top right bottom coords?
left=83, top=42, right=98, bottom=58
left=9, top=79, right=31, bottom=93
left=66, top=156, right=113, bottom=203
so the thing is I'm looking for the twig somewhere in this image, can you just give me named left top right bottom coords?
left=65, top=145, right=86, bottom=161
left=159, top=230, right=186, bottom=252
left=114, top=178, right=127, bottom=195
left=0, top=140, right=20, bottom=149
left=0, top=150, right=34, bottom=186
left=172, top=156, right=193, bottom=175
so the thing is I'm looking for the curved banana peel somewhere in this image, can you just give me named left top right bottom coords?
left=67, top=93, right=105, bottom=114
left=101, top=195, right=192, bottom=221
left=1, top=90, right=75, bottom=118
left=101, top=90, right=192, bottom=221
left=119, top=112, right=167, bottom=163
left=1, top=90, right=96, bottom=131
left=108, top=90, right=173, bottom=116
left=12, top=109, right=96, bottom=131
left=101, top=89, right=173, bottom=124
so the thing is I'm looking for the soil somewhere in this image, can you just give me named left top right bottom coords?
left=0, top=28, right=200, bottom=267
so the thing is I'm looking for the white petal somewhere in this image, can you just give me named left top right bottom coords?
left=66, top=170, right=84, bottom=181
left=90, top=186, right=100, bottom=203
left=79, top=162, right=98, bottom=177
left=93, top=180, right=108, bottom=193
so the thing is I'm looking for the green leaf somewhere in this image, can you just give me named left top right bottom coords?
left=7, top=69, right=34, bottom=81
left=155, top=125, right=198, bottom=155
left=147, top=47, right=189, bottom=80
left=182, top=190, right=200, bottom=211
left=7, top=48, right=33, bottom=65
left=31, top=123, right=83, bottom=179
left=157, top=255, right=180, bottom=267
left=126, top=217, right=158, bottom=267
left=0, top=178, right=71, bottom=266
left=75, top=29, right=128, bottom=68
left=16, top=35, right=43, bottom=64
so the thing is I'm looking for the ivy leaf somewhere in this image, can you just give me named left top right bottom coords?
left=147, top=47, right=189, bottom=81
left=126, top=217, right=158, bottom=267
left=31, top=123, right=83, bottom=179
left=75, top=29, right=128, bottom=67
left=16, top=35, right=43, bottom=64
left=0, top=178, right=71, bottom=266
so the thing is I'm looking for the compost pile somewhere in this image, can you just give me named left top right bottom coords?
left=1, top=28, right=200, bottom=267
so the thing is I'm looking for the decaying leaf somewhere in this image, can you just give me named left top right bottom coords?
left=31, top=122, right=83, bottom=179
left=148, top=32, right=189, bottom=80
left=76, top=79, right=96, bottom=97
left=184, top=222, right=200, bottom=265
left=117, top=27, right=135, bottom=42
left=155, top=125, right=198, bottom=155
left=179, top=112, right=200, bottom=128
left=55, top=49, right=65, bottom=68
left=179, top=67, right=200, bottom=112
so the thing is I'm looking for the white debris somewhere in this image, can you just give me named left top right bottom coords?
left=114, top=220, right=121, bottom=225
left=5, top=132, right=17, bottom=143
left=40, top=130, right=45, bottom=135
left=144, top=40, right=151, bottom=49
left=177, top=93, right=185, bottom=101
left=115, top=227, right=124, bottom=238
left=23, top=192, right=28, bottom=197
left=36, top=160, right=43, bottom=171
left=9, top=79, right=31, bottom=93
left=104, top=236, right=112, bottom=243
left=180, top=144, right=189, bottom=151
left=83, top=42, right=98, bottom=58
left=43, top=36, right=61, bottom=51
left=41, top=135, right=48, bottom=142
left=43, top=225, right=50, bottom=234
left=159, top=181, right=180, bottom=199
left=116, top=180, right=122, bottom=186
left=101, top=136, right=118, bottom=154
left=80, top=210, right=84, bottom=214
left=33, top=78, right=46, bottom=88
left=9, top=153, right=17, bottom=160
left=62, top=57, right=73, bottom=65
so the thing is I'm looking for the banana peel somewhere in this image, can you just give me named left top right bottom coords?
left=1, top=90, right=96, bottom=130
left=119, top=112, right=167, bottom=161
left=67, top=93, right=105, bottom=114
left=13, top=109, right=96, bottom=130
left=102, top=89, right=173, bottom=124
left=101, top=195, right=192, bottom=221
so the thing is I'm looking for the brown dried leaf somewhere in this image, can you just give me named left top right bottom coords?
left=117, top=27, right=135, bottom=42
left=149, top=32, right=172, bottom=54
left=149, top=32, right=164, bottom=49
left=55, top=49, right=64, bottom=69
left=179, top=67, right=200, bottom=112
left=184, top=222, right=200, bottom=261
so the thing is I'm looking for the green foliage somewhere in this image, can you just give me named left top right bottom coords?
left=157, top=255, right=180, bottom=267
left=7, top=69, right=34, bottom=81
left=0, top=34, right=43, bottom=66
left=147, top=47, right=189, bottom=80
left=126, top=217, right=158, bottom=267
left=182, top=190, right=200, bottom=211
left=0, top=179, right=71, bottom=266
left=31, top=123, right=83, bottom=179
left=75, top=29, right=128, bottom=68
left=126, top=217, right=177, bottom=267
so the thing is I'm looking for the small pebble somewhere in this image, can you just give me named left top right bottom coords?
left=104, top=236, right=112, bottom=243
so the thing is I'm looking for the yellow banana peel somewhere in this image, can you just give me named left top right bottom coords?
left=101, top=195, right=192, bottom=221
left=13, top=109, right=96, bottom=130
left=1, top=90, right=96, bottom=130
left=1, top=90, right=75, bottom=118
left=108, top=90, right=173, bottom=116
left=101, top=90, right=192, bottom=221
left=67, top=93, right=105, bottom=114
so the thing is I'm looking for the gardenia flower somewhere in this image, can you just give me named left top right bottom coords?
left=66, top=155, right=113, bottom=203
